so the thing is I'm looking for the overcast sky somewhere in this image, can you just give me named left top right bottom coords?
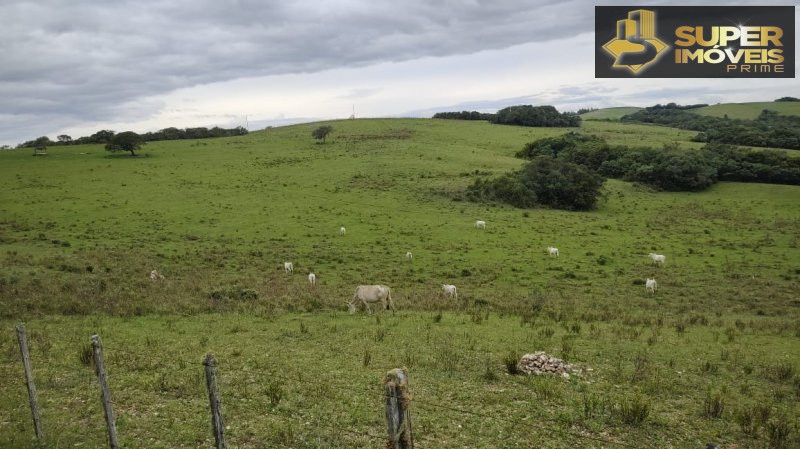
left=1, top=0, right=798, bottom=146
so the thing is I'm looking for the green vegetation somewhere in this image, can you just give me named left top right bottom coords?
left=1, top=116, right=799, bottom=447
left=432, top=111, right=495, bottom=121
left=694, top=101, right=800, bottom=120
left=105, top=131, right=144, bottom=156
left=516, top=132, right=800, bottom=191
left=17, top=126, right=248, bottom=149
left=580, top=107, right=642, bottom=121
left=623, top=104, right=800, bottom=150
left=311, top=125, right=334, bottom=143
left=466, top=155, right=604, bottom=210
left=433, top=105, right=580, bottom=128
left=493, top=105, right=580, bottom=127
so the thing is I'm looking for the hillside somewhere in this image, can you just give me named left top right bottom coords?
left=580, top=107, right=641, bottom=121
left=694, top=101, right=800, bottom=120
left=1, top=118, right=798, bottom=448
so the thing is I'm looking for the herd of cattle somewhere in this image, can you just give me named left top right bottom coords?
left=149, top=220, right=668, bottom=313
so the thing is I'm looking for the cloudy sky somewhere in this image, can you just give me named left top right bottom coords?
left=1, top=0, right=798, bottom=146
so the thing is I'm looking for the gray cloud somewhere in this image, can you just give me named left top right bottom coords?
left=1, top=0, right=797, bottom=144
left=1, top=0, right=594, bottom=144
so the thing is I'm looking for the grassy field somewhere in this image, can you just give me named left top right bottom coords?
left=693, top=102, right=800, bottom=120
left=580, top=107, right=642, bottom=121
left=1, top=117, right=799, bottom=448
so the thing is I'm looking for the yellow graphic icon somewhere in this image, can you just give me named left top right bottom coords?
left=602, top=10, right=669, bottom=74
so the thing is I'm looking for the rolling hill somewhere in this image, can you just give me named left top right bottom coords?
left=0, top=117, right=798, bottom=448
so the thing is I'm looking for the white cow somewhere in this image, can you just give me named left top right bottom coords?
left=284, top=262, right=294, bottom=274
left=149, top=269, right=165, bottom=281
left=547, top=247, right=559, bottom=257
left=475, top=220, right=486, bottom=229
left=308, top=272, right=316, bottom=286
left=348, top=285, right=394, bottom=314
left=339, top=226, right=346, bottom=236
left=442, top=284, right=458, bottom=299
left=648, top=253, right=666, bottom=265
left=645, top=278, right=657, bottom=294
left=406, top=251, right=413, bottom=261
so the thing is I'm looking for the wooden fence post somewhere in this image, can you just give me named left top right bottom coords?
left=15, top=324, right=44, bottom=441
left=203, top=353, right=226, bottom=449
left=91, top=335, right=119, bottom=449
left=384, top=368, right=414, bottom=449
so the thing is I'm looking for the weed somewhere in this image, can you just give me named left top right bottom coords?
left=78, top=344, right=93, bottom=367
left=631, top=352, right=650, bottom=383
left=538, top=327, right=555, bottom=339
left=265, top=380, right=283, bottom=406
left=703, top=391, right=724, bottom=419
left=765, top=361, right=795, bottom=382
left=582, top=393, right=605, bottom=419
left=362, top=348, right=371, bottom=367
left=503, top=351, right=521, bottom=375
left=615, top=393, right=650, bottom=426
left=432, top=311, right=443, bottom=323
left=482, top=359, right=498, bottom=382
left=735, top=406, right=756, bottom=434
left=767, top=414, right=792, bottom=449
left=375, top=328, right=385, bottom=342
left=701, top=361, right=719, bottom=375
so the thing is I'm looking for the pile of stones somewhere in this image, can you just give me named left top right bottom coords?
left=517, top=352, right=576, bottom=378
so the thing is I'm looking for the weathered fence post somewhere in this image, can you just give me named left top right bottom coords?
left=16, top=324, right=44, bottom=441
left=91, top=335, right=119, bottom=449
left=203, top=353, right=226, bottom=449
left=384, top=368, right=414, bottom=449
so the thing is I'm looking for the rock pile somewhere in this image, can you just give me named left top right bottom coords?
left=518, top=352, right=575, bottom=378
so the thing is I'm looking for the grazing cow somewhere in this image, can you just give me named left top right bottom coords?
left=284, top=262, right=294, bottom=274
left=406, top=251, right=413, bottom=261
left=149, top=270, right=164, bottom=281
left=442, top=284, right=458, bottom=299
left=339, top=226, right=346, bottom=236
left=547, top=247, right=559, bottom=257
left=475, top=220, right=486, bottom=229
left=648, top=253, right=666, bottom=265
left=645, top=278, right=657, bottom=294
left=348, top=285, right=394, bottom=314
left=308, top=272, right=316, bottom=286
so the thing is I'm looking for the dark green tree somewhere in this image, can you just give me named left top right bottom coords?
left=105, top=131, right=143, bottom=156
left=311, top=125, right=333, bottom=143
left=57, top=134, right=72, bottom=144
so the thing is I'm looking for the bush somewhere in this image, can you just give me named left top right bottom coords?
left=517, top=133, right=800, bottom=192
left=503, top=352, right=521, bottom=375
left=492, top=105, right=581, bottom=127
left=615, top=393, right=650, bottom=425
left=433, top=111, right=495, bottom=121
left=467, top=156, right=604, bottom=211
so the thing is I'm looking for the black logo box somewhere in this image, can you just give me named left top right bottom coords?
left=595, top=6, right=795, bottom=78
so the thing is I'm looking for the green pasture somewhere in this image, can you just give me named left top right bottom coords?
left=1, top=117, right=798, bottom=447
left=693, top=102, right=800, bottom=120
left=580, top=107, right=642, bottom=121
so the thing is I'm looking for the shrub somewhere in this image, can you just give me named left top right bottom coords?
left=503, top=352, right=521, bottom=375
left=767, top=414, right=792, bottom=448
left=615, top=393, right=650, bottom=425
left=467, top=156, right=604, bottom=211
left=492, top=105, right=581, bottom=127
left=703, top=391, right=725, bottom=419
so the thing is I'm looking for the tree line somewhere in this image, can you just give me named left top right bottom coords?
left=17, top=126, right=248, bottom=149
left=621, top=103, right=800, bottom=150
left=434, top=105, right=581, bottom=127
left=467, top=132, right=800, bottom=211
